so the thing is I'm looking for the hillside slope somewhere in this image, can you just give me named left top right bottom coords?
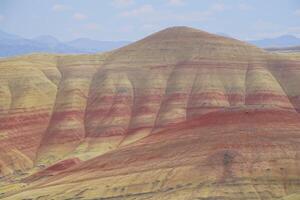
left=0, top=26, right=300, bottom=199
left=3, top=110, right=300, bottom=199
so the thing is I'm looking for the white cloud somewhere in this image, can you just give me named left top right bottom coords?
left=286, top=27, right=300, bottom=37
left=142, top=10, right=213, bottom=24
left=141, top=24, right=157, bottom=31
left=120, top=2, right=228, bottom=26
left=73, top=13, right=88, bottom=20
left=122, top=3, right=226, bottom=24
left=85, top=23, right=100, bottom=30
left=294, top=9, right=300, bottom=16
left=237, top=3, right=253, bottom=11
left=211, top=3, right=227, bottom=12
left=168, top=0, right=185, bottom=6
left=253, top=20, right=277, bottom=31
left=119, top=25, right=134, bottom=33
left=171, top=3, right=227, bottom=21
left=168, top=12, right=210, bottom=22
left=52, top=4, right=70, bottom=12
left=112, top=0, right=134, bottom=7
left=173, top=3, right=227, bottom=21
left=246, top=26, right=300, bottom=40
left=121, top=4, right=154, bottom=17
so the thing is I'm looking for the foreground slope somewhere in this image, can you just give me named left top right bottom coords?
left=3, top=110, right=300, bottom=199
left=0, top=27, right=300, bottom=199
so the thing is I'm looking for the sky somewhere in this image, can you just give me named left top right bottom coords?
left=0, top=0, right=300, bottom=41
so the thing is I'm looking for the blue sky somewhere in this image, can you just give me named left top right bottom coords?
left=0, top=0, right=300, bottom=41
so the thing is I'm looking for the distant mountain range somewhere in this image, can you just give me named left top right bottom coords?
left=247, top=35, right=300, bottom=48
left=265, top=45, right=300, bottom=53
left=1, top=29, right=300, bottom=57
left=0, top=30, right=130, bottom=57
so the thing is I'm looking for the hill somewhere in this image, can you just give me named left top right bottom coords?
left=0, top=26, right=299, bottom=200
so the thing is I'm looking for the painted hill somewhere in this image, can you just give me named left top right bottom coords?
left=0, top=27, right=300, bottom=200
